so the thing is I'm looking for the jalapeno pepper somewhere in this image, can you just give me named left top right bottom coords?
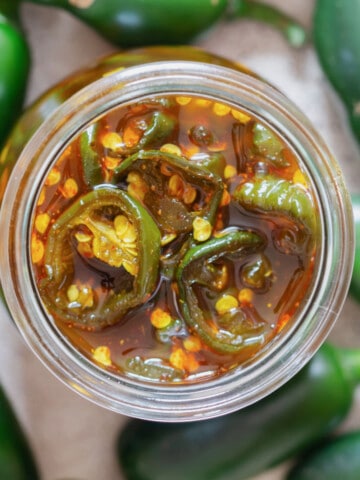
left=314, top=0, right=360, bottom=145
left=191, top=152, right=227, bottom=178
left=0, top=385, right=39, bottom=480
left=80, top=123, right=104, bottom=187
left=80, top=110, right=177, bottom=187
left=253, top=122, right=290, bottom=168
left=39, top=186, right=161, bottom=328
left=26, top=0, right=307, bottom=48
left=134, top=111, right=177, bottom=149
left=233, top=174, right=316, bottom=235
left=113, top=149, right=224, bottom=235
left=0, top=0, right=31, bottom=149
left=118, top=343, right=360, bottom=480
left=350, top=194, right=360, bottom=302
left=288, top=430, right=360, bottom=479
left=176, top=229, right=265, bottom=354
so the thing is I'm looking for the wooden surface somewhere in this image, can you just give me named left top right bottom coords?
left=0, top=1, right=359, bottom=479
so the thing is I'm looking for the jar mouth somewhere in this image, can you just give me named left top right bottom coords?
left=0, top=61, right=354, bottom=421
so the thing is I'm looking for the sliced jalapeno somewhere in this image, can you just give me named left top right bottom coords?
left=233, top=174, right=316, bottom=235
left=176, top=229, right=265, bottom=354
left=253, top=123, right=289, bottom=168
left=190, top=152, right=227, bottom=178
left=113, top=149, right=224, bottom=235
left=137, top=110, right=177, bottom=148
left=38, top=186, right=161, bottom=329
left=80, top=123, right=105, bottom=187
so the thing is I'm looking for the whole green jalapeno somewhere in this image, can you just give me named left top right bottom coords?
left=350, top=194, right=360, bottom=302
left=26, top=0, right=307, bottom=48
left=314, top=0, right=360, bottom=146
left=0, top=0, right=31, bottom=149
left=287, top=430, right=360, bottom=480
left=0, top=384, right=39, bottom=480
left=118, top=343, right=360, bottom=480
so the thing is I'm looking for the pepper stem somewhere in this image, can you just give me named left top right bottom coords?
left=229, top=0, right=307, bottom=48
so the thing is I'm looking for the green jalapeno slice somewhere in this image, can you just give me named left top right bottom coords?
left=190, top=152, right=227, bottom=178
left=112, top=110, right=177, bottom=155
left=38, top=186, right=161, bottom=329
left=176, top=229, right=266, bottom=354
left=80, top=110, right=177, bottom=182
left=113, top=149, right=224, bottom=235
left=136, top=110, right=177, bottom=149
left=233, top=174, right=316, bottom=235
left=80, top=123, right=105, bottom=187
left=253, top=123, right=289, bottom=168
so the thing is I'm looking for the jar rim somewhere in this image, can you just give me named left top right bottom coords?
left=0, top=60, right=354, bottom=421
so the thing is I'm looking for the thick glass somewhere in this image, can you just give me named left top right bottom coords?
left=0, top=47, right=354, bottom=421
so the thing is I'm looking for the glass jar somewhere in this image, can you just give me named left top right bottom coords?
left=0, top=46, right=354, bottom=421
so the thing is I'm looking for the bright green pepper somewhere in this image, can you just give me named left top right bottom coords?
left=176, top=229, right=265, bottom=354
left=39, top=186, right=161, bottom=328
left=350, top=194, right=360, bottom=302
left=314, top=0, right=360, bottom=145
left=26, top=0, right=307, bottom=48
left=287, top=430, right=360, bottom=479
left=0, top=0, right=31, bottom=149
left=0, top=385, right=39, bottom=479
left=118, top=343, right=360, bottom=480
left=286, top=430, right=360, bottom=480
left=233, top=174, right=316, bottom=235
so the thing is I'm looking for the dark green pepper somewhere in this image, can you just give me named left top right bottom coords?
left=113, top=149, right=224, bottom=235
left=191, top=152, right=227, bottom=178
left=80, top=123, right=105, bottom=187
left=314, top=0, right=360, bottom=145
left=118, top=343, right=360, bottom=480
left=80, top=110, right=176, bottom=186
left=0, top=385, right=39, bottom=479
left=0, top=0, right=31, bottom=149
left=350, top=194, right=360, bottom=301
left=176, top=229, right=265, bottom=354
left=287, top=430, right=360, bottom=479
left=26, top=0, right=307, bottom=48
left=135, top=111, right=177, bottom=149
left=39, top=186, right=161, bottom=328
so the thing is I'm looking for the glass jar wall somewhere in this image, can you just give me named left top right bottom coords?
left=0, top=47, right=354, bottom=421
